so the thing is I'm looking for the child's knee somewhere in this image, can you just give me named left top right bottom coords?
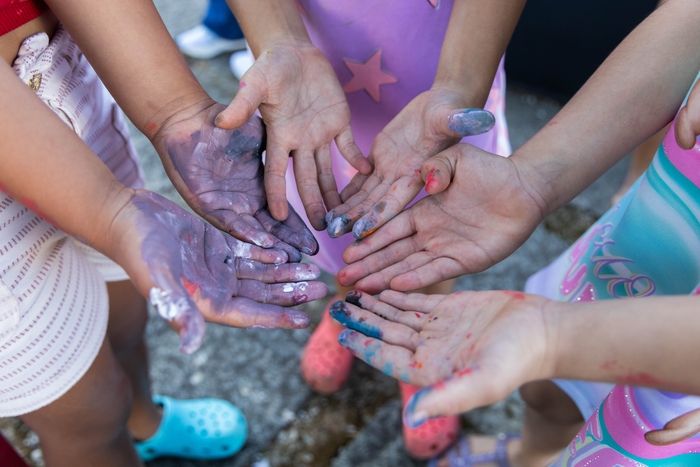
left=519, top=381, right=583, bottom=425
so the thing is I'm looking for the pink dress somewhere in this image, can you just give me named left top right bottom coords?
left=285, top=0, right=511, bottom=275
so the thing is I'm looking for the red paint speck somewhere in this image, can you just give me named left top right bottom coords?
left=602, top=359, right=618, bottom=371
left=456, top=367, right=473, bottom=377
left=145, top=122, right=157, bottom=133
left=503, top=290, right=526, bottom=300
left=181, top=277, right=201, bottom=296
left=546, top=120, right=558, bottom=127
left=466, top=333, right=472, bottom=339
left=392, top=185, right=397, bottom=191
left=239, top=81, right=247, bottom=88
left=415, top=313, right=421, bottom=319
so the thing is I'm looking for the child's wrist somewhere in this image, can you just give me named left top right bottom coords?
left=140, top=91, right=214, bottom=141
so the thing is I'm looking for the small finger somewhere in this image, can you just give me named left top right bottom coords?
left=330, top=300, right=422, bottom=349
left=378, top=290, right=446, bottom=315
left=338, top=234, right=420, bottom=289
left=337, top=329, right=415, bottom=382
left=389, top=257, right=466, bottom=292
left=205, top=296, right=311, bottom=329
left=446, top=108, right=496, bottom=137
left=403, top=365, right=504, bottom=428
left=341, top=209, right=415, bottom=264
left=210, top=210, right=276, bottom=248
left=326, top=174, right=382, bottom=233
left=265, top=143, right=291, bottom=221
left=335, top=125, right=372, bottom=175
left=345, top=290, right=426, bottom=331
left=256, top=208, right=319, bottom=256
left=293, top=149, right=327, bottom=230
left=224, top=235, right=288, bottom=265
left=339, top=172, right=371, bottom=203
left=235, top=259, right=321, bottom=283
left=351, top=175, right=424, bottom=240
left=327, top=179, right=389, bottom=238
left=149, top=284, right=206, bottom=355
left=315, top=145, right=342, bottom=214
left=237, top=280, right=329, bottom=306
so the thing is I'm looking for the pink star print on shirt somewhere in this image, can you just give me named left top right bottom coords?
left=342, top=49, right=398, bottom=103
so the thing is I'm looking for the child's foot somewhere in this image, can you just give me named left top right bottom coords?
left=401, top=382, right=460, bottom=459
left=300, top=298, right=354, bottom=394
left=135, top=395, right=247, bottom=461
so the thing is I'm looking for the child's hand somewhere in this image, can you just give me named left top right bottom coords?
left=112, top=190, right=328, bottom=354
left=338, top=144, right=544, bottom=293
left=154, top=102, right=318, bottom=261
left=326, top=89, right=495, bottom=239
left=214, top=43, right=372, bottom=229
left=332, top=289, right=555, bottom=427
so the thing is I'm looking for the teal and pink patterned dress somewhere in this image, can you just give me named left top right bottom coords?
left=526, top=74, right=700, bottom=465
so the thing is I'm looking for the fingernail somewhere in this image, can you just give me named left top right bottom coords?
left=345, top=290, right=362, bottom=307
left=447, top=108, right=495, bottom=137
left=337, top=328, right=354, bottom=346
left=285, top=311, right=310, bottom=328
left=403, top=390, right=432, bottom=428
left=273, top=250, right=289, bottom=264
left=329, top=300, right=350, bottom=321
left=351, top=217, right=377, bottom=240
left=327, top=215, right=351, bottom=238
left=325, top=210, right=336, bottom=226
left=294, top=265, right=321, bottom=281
left=300, top=235, right=318, bottom=256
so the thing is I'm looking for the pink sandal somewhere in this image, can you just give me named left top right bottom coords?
left=300, top=298, right=354, bottom=394
left=401, top=382, right=460, bottom=459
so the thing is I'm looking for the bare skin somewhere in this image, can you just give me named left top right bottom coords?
left=225, top=0, right=525, bottom=230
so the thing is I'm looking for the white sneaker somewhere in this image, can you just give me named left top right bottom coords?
left=230, top=49, right=255, bottom=80
left=175, top=25, right=246, bottom=60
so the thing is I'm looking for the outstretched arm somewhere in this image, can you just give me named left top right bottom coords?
left=0, top=63, right=327, bottom=354
left=325, top=0, right=525, bottom=239
left=45, top=0, right=319, bottom=256
left=340, top=0, right=700, bottom=292
left=334, top=290, right=700, bottom=435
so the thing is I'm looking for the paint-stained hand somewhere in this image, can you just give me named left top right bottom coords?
left=326, top=88, right=495, bottom=240
left=115, top=190, right=328, bottom=354
left=333, top=289, right=553, bottom=427
left=215, top=43, right=372, bottom=229
left=153, top=102, right=318, bottom=261
left=338, top=144, right=545, bottom=293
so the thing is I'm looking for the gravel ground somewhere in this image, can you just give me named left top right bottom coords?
left=0, top=1, right=630, bottom=466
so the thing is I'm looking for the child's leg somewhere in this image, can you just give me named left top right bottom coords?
left=19, top=339, right=142, bottom=467
left=514, top=381, right=584, bottom=466
left=105, top=280, right=162, bottom=441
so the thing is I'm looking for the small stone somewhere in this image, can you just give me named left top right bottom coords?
left=189, top=371, right=204, bottom=385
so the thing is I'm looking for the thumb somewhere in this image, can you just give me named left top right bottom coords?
left=675, top=81, right=700, bottom=149
left=149, top=281, right=206, bottom=354
left=403, top=365, right=505, bottom=428
left=421, top=149, right=459, bottom=194
left=445, top=108, right=495, bottom=138
left=215, top=64, right=266, bottom=130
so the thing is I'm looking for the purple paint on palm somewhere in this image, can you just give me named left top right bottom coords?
left=131, top=191, right=328, bottom=354
left=162, top=105, right=319, bottom=261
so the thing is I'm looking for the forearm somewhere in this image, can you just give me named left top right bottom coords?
left=550, top=295, right=700, bottom=395
left=0, top=63, right=131, bottom=257
left=513, top=0, right=700, bottom=215
left=45, top=0, right=209, bottom=136
left=226, top=0, right=311, bottom=55
left=434, top=0, right=525, bottom=106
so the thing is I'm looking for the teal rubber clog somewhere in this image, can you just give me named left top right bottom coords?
left=135, top=395, right=247, bottom=461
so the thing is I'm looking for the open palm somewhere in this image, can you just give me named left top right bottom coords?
left=332, top=289, right=553, bottom=426
left=154, top=102, right=318, bottom=262
left=338, top=144, right=545, bottom=293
